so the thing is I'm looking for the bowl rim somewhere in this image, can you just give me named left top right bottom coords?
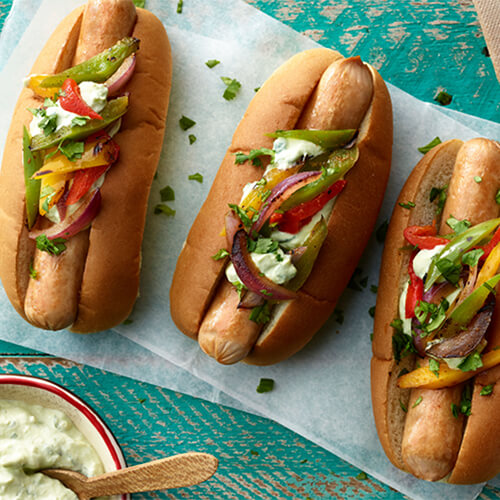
left=0, top=373, right=129, bottom=500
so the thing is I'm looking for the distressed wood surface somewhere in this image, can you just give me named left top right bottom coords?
left=0, top=0, right=499, bottom=499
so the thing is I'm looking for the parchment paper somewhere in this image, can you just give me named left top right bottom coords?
left=1, top=1, right=499, bottom=499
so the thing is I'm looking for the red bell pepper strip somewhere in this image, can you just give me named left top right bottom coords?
left=59, top=78, right=103, bottom=120
left=406, top=253, right=423, bottom=318
left=65, top=165, right=109, bottom=206
left=404, top=224, right=449, bottom=250
left=270, top=180, right=346, bottom=234
left=480, top=225, right=500, bottom=262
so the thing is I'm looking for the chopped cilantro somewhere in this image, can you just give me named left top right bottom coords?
left=391, top=319, right=416, bottom=362
left=474, top=175, right=482, bottom=183
left=228, top=203, right=256, bottom=228
left=133, top=0, right=145, bottom=6
left=370, top=284, right=378, bottom=294
left=188, top=173, right=203, bottom=183
left=250, top=302, right=271, bottom=324
left=29, top=261, right=37, bottom=279
left=58, top=140, right=85, bottom=161
left=154, top=204, right=176, bottom=217
left=220, top=76, right=241, bottom=100
left=429, top=186, right=447, bottom=214
left=188, top=134, right=197, bottom=145
left=348, top=267, right=368, bottom=292
left=399, top=399, right=408, bottom=413
left=446, top=216, right=470, bottom=235
left=435, top=257, right=461, bottom=285
left=412, top=396, right=423, bottom=408
left=176, top=0, right=183, bottom=13
left=71, top=116, right=90, bottom=127
left=482, top=46, right=490, bottom=57
left=376, top=219, right=388, bottom=243
left=418, top=137, right=442, bottom=154
left=252, top=237, right=279, bottom=254
left=35, top=235, right=66, bottom=256
left=429, top=358, right=440, bottom=378
left=434, top=91, right=452, bottom=106
left=356, top=472, right=367, bottom=480
left=234, top=148, right=274, bottom=167
left=123, top=318, right=134, bottom=325
left=205, top=59, right=220, bottom=68
left=256, top=378, right=274, bottom=393
left=368, top=306, right=376, bottom=318
left=179, top=115, right=196, bottom=131
left=460, top=383, right=473, bottom=416
left=399, top=201, right=415, bottom=210
left=458, top=351, right=483, bottom=372
left=160, top=185, right=175, bottom=202
left=254, top=87, right=261, bottom=92
left=212, top=249, right=230, bottom=261
left=451, top=403, right=459, bottom=418
left=480, top=384, right=493, bottom=396
left=496, top=189, right=500, bottom=205
left=462, top=248, right=484, bottom=267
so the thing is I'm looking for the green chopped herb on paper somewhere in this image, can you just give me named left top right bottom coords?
left=256, top=378, right=274, bottom=393
left=179, top=115, right=196, bottom=131
left=221, top=76, right=241, bottom=100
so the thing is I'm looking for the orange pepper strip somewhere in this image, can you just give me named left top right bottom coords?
left=398, top=349, right=500, bottom=390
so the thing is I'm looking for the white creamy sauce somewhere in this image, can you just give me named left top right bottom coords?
left=226, top=248, right=297, bottom=286
left=29, top=82, right=108, bottom=137
left=399, top=281, right=413, bottom=336
left=413, top=244, right=446, bottom=280
left=0, top=400, right=105, bottom=500
left=272, top=137, right=324, bottom=170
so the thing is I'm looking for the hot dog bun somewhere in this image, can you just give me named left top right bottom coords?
left=0, top=1, right=172, bottom=333
left=371, top=138, right=500, bottom=483
left=170, top=48, right=393, bottom=365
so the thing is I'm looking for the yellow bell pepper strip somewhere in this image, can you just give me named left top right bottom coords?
left=398, top=349, right=500, bottom=389
left=31, top=96, right=128, bottom=151
left=26, top=75, right=58, bottom=99
left=28, top=37, right=139, bottom=95
left=32, top=134, right=119, bottom=179
left=476, top=241, right=500, bottom=288
left=286, top=217, right=328, bottom=291
left=425, top=218, right=500, bottom=291
left=39, top=173, right=72, bottom=216
left=266, top=129, right=356, bottom=149
left=23, top=127, right=42, bottom=229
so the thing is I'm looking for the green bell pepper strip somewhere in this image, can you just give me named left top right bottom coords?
left=266, top=129, right=356, bottom=149
left=280, top=146, right=359, bottom=212
left=449, top=274, right=500, bottom=327
left=38, top=37, right=139, bottom=88
left=286, top=217, right=328, bottom=291
left=425, top=218, right=500, bottom=292
left=31, top=96, right=128, bottom=151
left=23, top=126, right=42, bottom=229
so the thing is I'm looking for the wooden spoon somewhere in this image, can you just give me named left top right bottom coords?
left=42, top=452, right=218, bottom=500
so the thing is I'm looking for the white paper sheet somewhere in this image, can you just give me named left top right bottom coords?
left=0, top=1, right=499, bottom=499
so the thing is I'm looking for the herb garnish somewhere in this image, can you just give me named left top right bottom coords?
left=234, top=148, right=274, bottom=167
left=160, top=185, right=175, bottom=202
left=435, top=258, right=461, bottom=285
left=429, top=358, right=440, bottom=378
left=418, top=137, right=442, bottom=154
left=399, top=201, right=416, bottom=210
left=412, top=396, right=423, bottom=408
left=376, top=219, right=388, bottom=243
left=356, top=472, right=367, bottom=480
left=256, top=378, right=274, bottom=393
left=188, top=173, right=203, bottom=183
left=29, top=261, right=38, bottom=279
left=250, top=302, right=271, bottom=324
left=458, top=351, right=483, bottom=372
left=205, top=59, right=220, bottom=69
left=35, top=235, right=66, bottom=256
left=399, top=399, right=408, bottom=413
left=154, top=204, right=176, bottom=216
left=446, top=215, right=470, bottom=235
left=474, top=175, right=482, bottom=183
left=462, top=248, right=484, bottom=267
left=429, top=186, right=447, bottom=214
left=391, top=319, right=417, bottom=362
left=480, top=384, right=493, bottom=396
left=334, top=308, right=344, bottom=325
left=71, top=116, right=90, bottom=127
left=220, top=76, right=241, bottom=100
left=228, top=203, right=257, bottom=228
left=179, top=115, right=196, bottom=131
left=188, top=134, right=196, bottom=145
left=176, top=0, right=183, bottom=13
left=59, top=140, right=85, bottom=161
left=212, top=249, right=229, bottom=261
left=434, top=91, right=452, bottom=106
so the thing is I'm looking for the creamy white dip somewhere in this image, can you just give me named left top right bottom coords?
left=0, top=399, right=105, bottom=500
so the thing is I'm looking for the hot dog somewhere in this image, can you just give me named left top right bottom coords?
left=170, top=49, right=393, bottom=365
left=0, top=0, right=172, bottom=332
left=371, top=138, right=500, bottom=483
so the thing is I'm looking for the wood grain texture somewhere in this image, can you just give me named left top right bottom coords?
left=0, top=0, right=499, bottom=498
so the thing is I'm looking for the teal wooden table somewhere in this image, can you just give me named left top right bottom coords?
left=0, top=1, right=498, bottom=499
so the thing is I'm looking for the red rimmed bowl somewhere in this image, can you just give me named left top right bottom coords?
left=0, top=373, right=129, bottom=500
